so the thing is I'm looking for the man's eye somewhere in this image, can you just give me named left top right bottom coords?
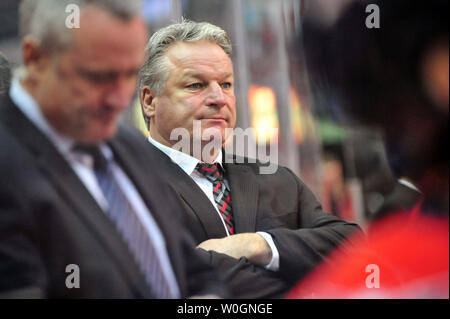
left=221, top=82, right=232, bottom=89
left=79, top=70, right=117, bottom=83
left=187, top=83, right=203, bottom=89
left=87, top=74, right=110, bottom=83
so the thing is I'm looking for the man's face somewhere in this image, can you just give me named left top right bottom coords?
left=147, top=41, right=236, bottom=149
left=28, top=6, right=147, bottom=143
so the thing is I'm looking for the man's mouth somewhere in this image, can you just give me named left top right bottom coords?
left=203, top=116, right=227, bottom=121
left=97, top=110, right=119, bottom=123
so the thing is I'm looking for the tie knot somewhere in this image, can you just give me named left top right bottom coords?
left=72, top=144, right=107, bottom=171
left=196, top=163, right=223, bottom=182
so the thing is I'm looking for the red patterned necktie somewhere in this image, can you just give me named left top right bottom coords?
left=196, top=163, right=235, bottom=235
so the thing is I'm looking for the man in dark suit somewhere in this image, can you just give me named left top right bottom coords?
left=0, top=0, right=225, bottom=299
left=138, top=20, right=362, bottom=298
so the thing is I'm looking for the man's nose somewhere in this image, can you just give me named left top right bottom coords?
left=104, top=75, right=136, bottom=110
left=205, top=82, right=226, bottom=108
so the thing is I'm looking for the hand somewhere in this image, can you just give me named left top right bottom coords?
left=197, top=233, right=272, bottom=267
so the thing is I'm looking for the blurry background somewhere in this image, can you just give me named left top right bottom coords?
left=1, top=0, right=448, bottom=228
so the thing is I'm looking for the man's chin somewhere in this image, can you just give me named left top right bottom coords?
left=199, top=125, right=226, bottom=138
left=194, top=133, right=225, bottom=147
left=202, top=121, right=229, bottom=131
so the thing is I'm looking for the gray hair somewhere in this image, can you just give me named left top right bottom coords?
left=138, top=20, right=232, bottom=129
left=19, top=0, right=38, bottom=38
left=25, top=0, right=142, bottom=54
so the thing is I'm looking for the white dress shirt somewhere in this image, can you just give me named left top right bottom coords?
left=9, top=78, right=180, bottom=297
left=149, top=136, right=280, bottom=271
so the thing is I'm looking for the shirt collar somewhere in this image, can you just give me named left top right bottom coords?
left=9, top=77, right=75, bottom=157
left=148, top=136, right=223, bottom=176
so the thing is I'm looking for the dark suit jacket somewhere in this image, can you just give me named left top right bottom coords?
left=145, top=142, right=362, bottom=298
left=0, top=95, right=225, bottom=298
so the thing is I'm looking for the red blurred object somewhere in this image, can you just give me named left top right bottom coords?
left=287, top=204, right=449, bottom=298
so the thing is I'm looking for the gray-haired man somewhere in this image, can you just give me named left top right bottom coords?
left=139, top=20, right=361, bottom=298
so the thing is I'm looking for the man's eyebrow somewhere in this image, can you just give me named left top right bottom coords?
left=221, top=72, right=234, bottom=79
left=181, top=71, right=234, bottom=80
left=77, top=67, right=139, bottom=78
left=180, top=72, right=201, bottom=80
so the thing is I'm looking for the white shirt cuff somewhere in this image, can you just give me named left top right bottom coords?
left=257, top=231, right=280, bottom=271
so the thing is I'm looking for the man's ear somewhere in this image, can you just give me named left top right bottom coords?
left=22, top=35, right=49, bottom=70
left=22, top=36, right=52, bottom=87
left=141, top=86, right=157, bottom=120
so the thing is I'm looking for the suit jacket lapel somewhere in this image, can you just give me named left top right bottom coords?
left=37, top=152, right=151, bottom=298
left=0, top=98, right=150, bottom=298
left=223, top=155, right=260, bottom=233
left=147, top=142, right=228, bottom=239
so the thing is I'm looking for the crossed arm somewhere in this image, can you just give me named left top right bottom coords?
left=198, top=233, right=272, bottom=267
left=196, top=166, right=362, bottom=281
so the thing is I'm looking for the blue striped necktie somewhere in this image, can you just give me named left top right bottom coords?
left=73, top=144, right=173, bottom=298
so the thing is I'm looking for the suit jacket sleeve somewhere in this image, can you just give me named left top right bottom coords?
left=265, top=167, right=363, bottom=282
left=179, top=230, right=230, bottom=298
left=195, top=248, right=290, bottom=299
left=0, top=184, right=47, bottom=298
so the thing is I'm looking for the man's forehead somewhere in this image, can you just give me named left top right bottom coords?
left=165, top=41, right=233, bottom=77
left=64, top=8, right=146, bottom=71
left=167, top=41, right=230, bottom=63
left=181, top=69, right=234, bottom=79
left=71, top=6, right=147, bottom=47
